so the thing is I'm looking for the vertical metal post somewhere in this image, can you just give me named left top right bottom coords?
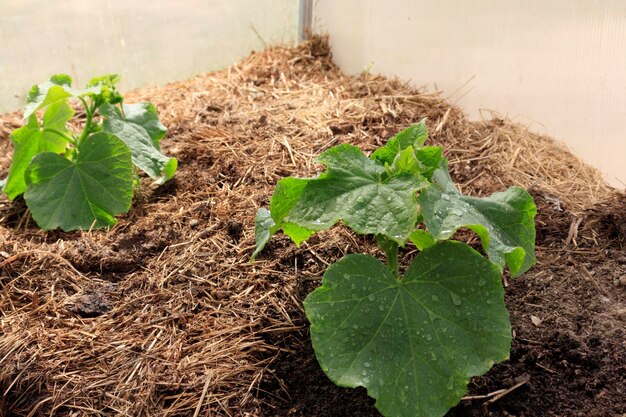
left=298, top=0, right=313, bottom=42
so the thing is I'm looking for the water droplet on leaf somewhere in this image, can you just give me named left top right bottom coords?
left=450, top=293, right=462, bottom=306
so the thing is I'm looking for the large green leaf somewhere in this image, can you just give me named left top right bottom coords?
left=304, top=241, right=511, bottom=417
left=23, top=74, right=74, bottom=118
left=4, top=102, right=74, bottom=199
left=252, top=123, right=441, bottom=259
left=122, top=102, right=167, bottom=145
left=277, top=144, right=428, bottom=242
left=418, top=161, right=536, bottom=277
left=100, top=103, right=176, bottom=184
left=24, top=132, right=133, bottom=231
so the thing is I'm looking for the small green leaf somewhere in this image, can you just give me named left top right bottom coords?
left=251, top=208, right=276, bottom=260
left=282, top=222, right=315, bottom=245
left=4, top=102, right=74, bottom=199
left=279, top=144, right=429, bottom=244
left=24, top=74, right=74, bottom=118
left=304, top=241, right=511, bottom=417
left=371, top=120, right=428, bottom=166
left=409, top=229, right=436, bottom=250
left=74, top=74, right=123, bottom=104
left=86, top=74, right=121, bottom=88
left=24, top=132, right=133, bottom=231
left=418, top=160, right=537, bottom=276
left=159, top=158, right=178, bottom=185
left=415, top=146, right=444, bottom=180
left=100, top=103, right=177, bottom=184
left=390, top=146, right=421, bottom=176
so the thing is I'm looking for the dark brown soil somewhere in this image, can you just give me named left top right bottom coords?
left=0, top=37, right=624, bottom=417
left=259, top=191, right=626, bottom=417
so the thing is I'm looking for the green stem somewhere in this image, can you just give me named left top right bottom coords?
left=133, top=164, right=142, bottom=200
left=385, top=241, right=399, bottom=278
left=78, top=97, right=96, bottom=144
left=42, top=128, right=77, bottom=146
left=376, top=235, right=399, bottom=278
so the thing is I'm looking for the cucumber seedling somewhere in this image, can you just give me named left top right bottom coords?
left=1, top=74, right=177, bottom=231
left=252, top=120, right=536, bottom=417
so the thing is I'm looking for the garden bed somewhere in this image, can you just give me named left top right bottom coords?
left=0, top=37, right=624, bottom=417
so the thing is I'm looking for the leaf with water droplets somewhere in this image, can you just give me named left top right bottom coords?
left=304, top=241, right=511, bottom=417
left=253, top=144, right=429, bottom=257
left=418, top=160, right=537, bottom=277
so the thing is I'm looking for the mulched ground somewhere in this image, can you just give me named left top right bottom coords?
left=0, top=37, right=624, bottom=417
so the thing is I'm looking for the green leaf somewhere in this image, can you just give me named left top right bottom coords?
left=24, top=74, right=74, bottom=118
left=371, top=120, right=428, bottom=166
left=122, top=102, right=167, bottom=145
left=276, top=144, right=429, bottom=244
left=418, top=160, right=536, bottom=277
left=415, top=146, right=444, bottom=180
left=282, top=222, right=315, bottom=245
left=100, top=103, right=177, bottom=184
left=270, top=177, right=307, bottom=221
left=409, top=229, right=436, bottom=250
left=73, top=74, right=123, bottom=104
left=4, top=102, right=74, bottom=199
left=304, top=241, right=511, bottom=417
left=390, top=146, right=421, bottom=176
left=24, top=132, right=133, bottom=231
left=251, top=208, right=276, bottom=260
left=86, top=74, right=121, bottom=88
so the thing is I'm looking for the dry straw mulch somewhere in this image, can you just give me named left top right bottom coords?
left=0, top=36, right=622, bottom=416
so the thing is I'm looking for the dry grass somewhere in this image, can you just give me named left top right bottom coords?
left=0, top=36, right=622, bottom=416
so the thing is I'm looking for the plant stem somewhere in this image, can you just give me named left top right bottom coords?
left=385, top=241, right=399, bottom=278
left=78, top=97, right=96, bottom=144
left=376, top=235, right=399, bottom=278
left=42, top=128, right=77, bottom=146
left=133, top=164, right=142, bottom=201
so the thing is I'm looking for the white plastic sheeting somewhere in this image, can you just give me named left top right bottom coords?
left=314, top=1, right=626, bottom=188
left=0, top=0, right=298, bottom=113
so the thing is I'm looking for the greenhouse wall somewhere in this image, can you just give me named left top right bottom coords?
left=0, top=0, right=298, bottom=113
left=314, top=1, right=626, bottom=188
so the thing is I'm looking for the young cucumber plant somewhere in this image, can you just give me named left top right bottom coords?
left=0, top=74, right=177, bottom=231
left=252, top=121, right=536, bottom=417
